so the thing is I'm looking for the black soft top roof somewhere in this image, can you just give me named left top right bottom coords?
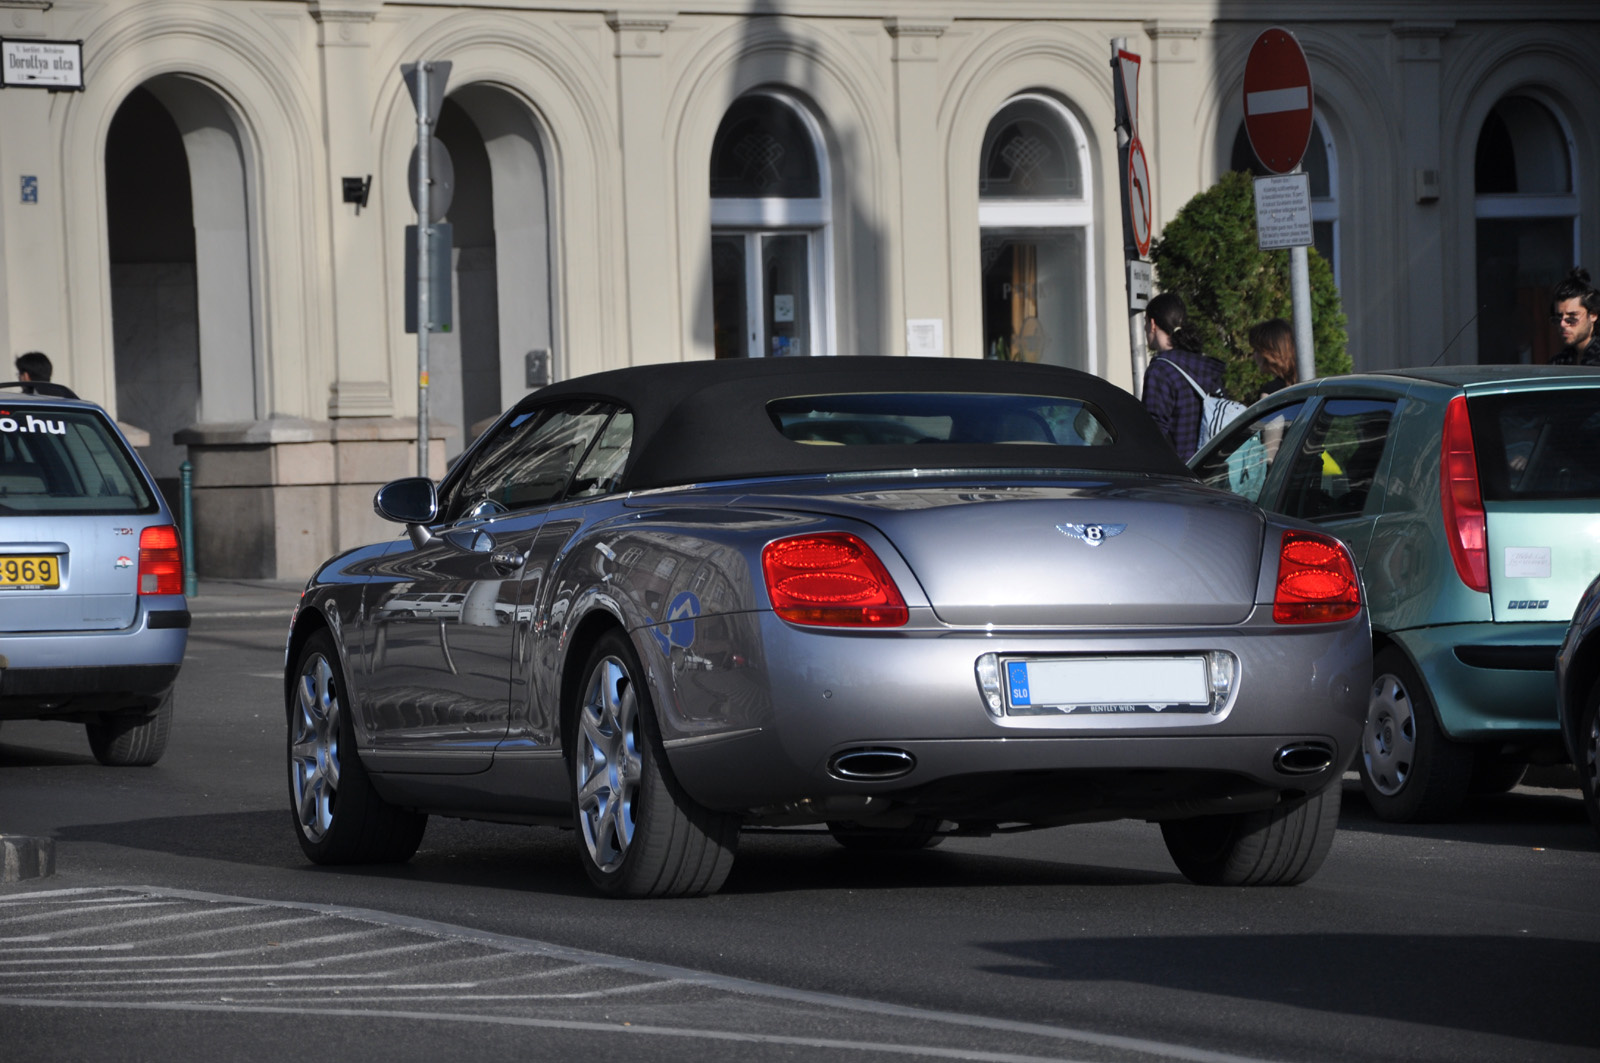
left=510, top=357, right=1190, bottom=489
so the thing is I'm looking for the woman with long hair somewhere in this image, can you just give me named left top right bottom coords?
left=1140, top=292, right=1227, bottom=460
left=1248, top=318, right=1298, bottom=399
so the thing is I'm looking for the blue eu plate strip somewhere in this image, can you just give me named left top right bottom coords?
left=1007, top=661, right=1031, bottom=707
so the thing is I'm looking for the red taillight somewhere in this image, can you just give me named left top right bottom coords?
left=1439, top=394, right=1489, bottom=593
left=761, top=532, right=908, bottom=628
left=138, top=525, right=183, bottom=596
left=1273, top=530, right=1360, bottom=624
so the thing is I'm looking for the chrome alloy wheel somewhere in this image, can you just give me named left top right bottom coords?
left=575, top=655, right=642, bottom=874
left=290, top=653, right=341, bottom=843
left=1364, top=671, right=1417, bottom=797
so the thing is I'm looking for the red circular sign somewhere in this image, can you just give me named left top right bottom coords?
left=1127, top=137, right=1152, bottom=258
left=1242, top=28, right=1314, bottom=174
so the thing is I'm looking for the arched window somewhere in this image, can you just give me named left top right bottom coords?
left=1231, top=115, right=1339, bottom=283
left=979, top=95, right=1094, bottom=372
left=1473, top=94, right=1579, bottom=364
left=710, top=93, right=831, bottom=358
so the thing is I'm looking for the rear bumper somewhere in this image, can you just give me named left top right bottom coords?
left=0, top=600, right=187, bottom=719
left=1388, top=622, right=1566, bottom=741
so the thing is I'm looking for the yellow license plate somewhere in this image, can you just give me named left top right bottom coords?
left=0, top=555, right=60, bottom=589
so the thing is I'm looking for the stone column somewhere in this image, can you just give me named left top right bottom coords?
left=311, top=0, right=393, bottom=416
left=1141, top=21, right=1206, bottom=229
left=608, top=11, right=677, bottom=366
left=1394, top=21, right=1453, bottom=364
left=886, top=18, right=951, bottom=355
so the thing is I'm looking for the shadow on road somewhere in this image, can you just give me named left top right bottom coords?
left=1338, top=778, right=1596, bottom=853
left=976, top=930, right=1600, bottom=1049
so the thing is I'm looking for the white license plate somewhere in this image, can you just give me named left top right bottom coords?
left=1003, top=656, right=1210, bottom=716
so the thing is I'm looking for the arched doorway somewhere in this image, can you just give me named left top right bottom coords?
left=979, top=95, right=1094, bottom=372
left=434, top=85, right=555, bottom=453
left=709, top=92, right=833, bottom=359
left=105, top=76, right=258, bottom=495
left=1473, top=94, right=1579, bottom=364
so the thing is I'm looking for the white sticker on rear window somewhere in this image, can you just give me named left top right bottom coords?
left=1504, top=546, right=1551, bottom=579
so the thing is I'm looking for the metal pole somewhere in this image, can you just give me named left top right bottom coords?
left=1289, top=165, right=1316, bottom=383
left=1129, top=312, right=1148, bottom=399
left=416, top=61, right=431, bottom=479
left=179, top=459, right=197, bottom=597
left=1290, top=244, right=1315, bottom=383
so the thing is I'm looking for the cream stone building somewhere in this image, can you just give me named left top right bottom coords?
left=0, top=0, right=1595, bottom=579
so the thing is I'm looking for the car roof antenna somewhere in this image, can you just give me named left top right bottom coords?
left=1430, top=310, right=1481, bottom=367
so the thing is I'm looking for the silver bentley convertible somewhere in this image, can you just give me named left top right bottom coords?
left=284, top=357, right=1370, bottom=896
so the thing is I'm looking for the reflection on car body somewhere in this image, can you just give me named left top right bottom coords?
left=1192, top=365, right=1600, bottom=822
left=286, top=357, right=1370, bottom=896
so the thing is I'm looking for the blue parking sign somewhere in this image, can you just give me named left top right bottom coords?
left=21, top=176, right=38, bottom=204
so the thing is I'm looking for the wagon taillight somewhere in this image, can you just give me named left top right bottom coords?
left=1440, top=394, right=1489, bottom=593
left=138, top=525, right=183, bottom=596
left=1272, top=530, right=1360, bottom=624
left=761, top=533, right=908, bottom=628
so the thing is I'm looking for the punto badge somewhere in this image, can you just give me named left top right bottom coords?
left=1056, top=523, right=1126, bottom=546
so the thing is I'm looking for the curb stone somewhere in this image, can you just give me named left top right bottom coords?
left=1, top=835, right=56, bottom=882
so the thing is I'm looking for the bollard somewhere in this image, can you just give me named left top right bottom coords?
left=179, top=460, right=198, bottom=597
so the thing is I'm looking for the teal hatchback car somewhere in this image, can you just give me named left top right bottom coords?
left=1191, top=366, right=1600, bottom=821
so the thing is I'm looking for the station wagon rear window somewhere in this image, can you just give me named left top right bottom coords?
left=768, top=393, right=1114, bottom=447
left=0, top=406, right=155, bottom=515
left=1470, top=391, right=1600, bottom=502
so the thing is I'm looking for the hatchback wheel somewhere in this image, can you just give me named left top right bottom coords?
left=569, top=631, right=738, bottom=897
left=1161, top=779, right=1341, bottom=886
left=288, top=631, right=426, bottom=863
left=1580, top=682, right=1600, bottom=843
left=1360, top=647, right=1474, bottom=822
left=86, top=688, right=174, bottom=767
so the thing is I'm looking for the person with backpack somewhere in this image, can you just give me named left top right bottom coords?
left=1141, top=292, right=1234, bottom=460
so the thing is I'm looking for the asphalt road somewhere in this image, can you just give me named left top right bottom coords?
left=2, top=595, right=1597, bottom=1063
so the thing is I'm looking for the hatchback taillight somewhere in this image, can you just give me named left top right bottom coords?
left=1273, top=530, right=1360, bottom=624
left=761, top=532, right=908, bottom=627
left=1439, top=394, right=1489, bottom=593
left=138, top=525, right=183, bottom=596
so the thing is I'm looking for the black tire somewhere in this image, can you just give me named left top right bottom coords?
left=826, top=818, right=945, bottom=851
left=1579, top=681, right=1600, bottom=845
left=569, top=631, right=739, bottom=897
left=288, top=630, right=426, bottom=864
left=1469, top=752, right=1527, bottom=795
left=86, top=688, right=174, bottom=766
left=1359, top=647, right=1474, bottom=822
left=1161, top=780, right=1341, bottom=886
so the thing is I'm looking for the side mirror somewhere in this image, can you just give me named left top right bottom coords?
left=374, top=477, right=438, bottom=525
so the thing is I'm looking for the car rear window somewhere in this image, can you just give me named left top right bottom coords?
left=0, top=405, right=156, bottom=515
left=768, top=393, right=1115, bottom=447
left=1470, top=390, right=1600, bottom=502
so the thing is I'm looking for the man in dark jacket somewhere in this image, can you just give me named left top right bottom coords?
left=1549, top=269, right=1600, bottom=366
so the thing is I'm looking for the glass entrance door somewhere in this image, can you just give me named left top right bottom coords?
left=712, top=231, right=814, bottom=358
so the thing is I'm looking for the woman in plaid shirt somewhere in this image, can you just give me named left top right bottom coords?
left=1140, top=292, right=1227, bottom=460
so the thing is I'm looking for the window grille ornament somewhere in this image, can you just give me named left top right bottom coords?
left=1000, top=134, right=1051, bottom=192
left=734, top=133, right=787, bottom=194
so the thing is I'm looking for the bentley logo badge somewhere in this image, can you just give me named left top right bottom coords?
left=1056, top=523, right=1126, bottom=546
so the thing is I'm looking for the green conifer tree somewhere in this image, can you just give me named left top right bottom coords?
left=1149, top=170, right=1349, bottom=399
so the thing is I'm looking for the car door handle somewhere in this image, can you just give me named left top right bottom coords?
left=490, top=547, right=526, bottom=572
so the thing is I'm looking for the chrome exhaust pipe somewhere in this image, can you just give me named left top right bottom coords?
left=1275, top=741, right=1335, bottom=776
left=828, top=748, right=915, bottom=781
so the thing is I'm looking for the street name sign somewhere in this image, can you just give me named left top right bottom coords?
left=1, top=39, right=84, bottom=90
left=1242, top=28, right=1313, bottom=174
left=1254, top=173, right=1312, bottom=250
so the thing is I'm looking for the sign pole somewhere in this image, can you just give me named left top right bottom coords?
left=1112, top=38, right=1152, bottom=398
left=415, top=62, right=432, bottom=479
left=1289, top=231, right=1315, bottom=383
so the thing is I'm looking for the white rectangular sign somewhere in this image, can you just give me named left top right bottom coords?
left=1, top=39, right=84, bottom=90
left=906, top=318, right=944, bottom=356
left=1504, top=546, right=1551, bottom=579
left=1254, top=172, right=1312, bottom=250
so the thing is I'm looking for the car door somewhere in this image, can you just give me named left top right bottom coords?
left=362, top=401, right=617, bottom=771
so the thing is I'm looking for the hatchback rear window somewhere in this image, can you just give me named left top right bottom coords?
left=0, top=406, right=156, bottom=515
left=1470, top=391, right=1600, bottom=502
left=768, top=393, right=1115, bottom=447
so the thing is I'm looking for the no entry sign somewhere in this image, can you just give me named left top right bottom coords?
left=1242, top=28, right=1313, bottom=174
